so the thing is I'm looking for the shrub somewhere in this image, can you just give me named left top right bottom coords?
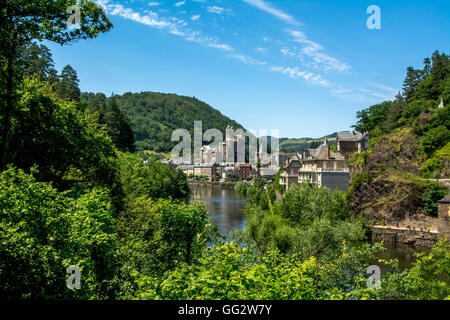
left=419, top=182, right=448, bottom=216
left=0, top=167, right=117, bottom=299
left=420, top=125, right=450, bottom=156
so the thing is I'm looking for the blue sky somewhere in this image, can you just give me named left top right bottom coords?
left=46, top=0, right=450, bottom=138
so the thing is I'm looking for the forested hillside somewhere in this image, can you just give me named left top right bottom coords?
left=82, top=92, right=245, bottom=152
left=348, top=51, right=449, bottom=224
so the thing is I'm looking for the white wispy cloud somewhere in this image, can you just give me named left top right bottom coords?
left=207, top=6, right=232, bottom=15
left=255, top=47, right=268, bottom=54
left=270, top=66, right=331, bottom=87
left=95, top=1, right=362, bottom=96
left=227, top=53, right=267, bottom=66
left=332, top=83, right=398, bottom=102
left=99, top=0, right=170, bottom=28
left=243, top=0, right=300, bottom=26
left=357, top=82, right=398, bottom=101
left=174, top=1, right=185, bottom=7
left=287, top=30, right=350, bottom=73
left=244, top=2, right=349, bottom=74
left=367, top=82, right=399, bottom=96
left=191, top=14, right=201, bottom=21
left=96, top=0, right=232, bottom=52
left=148, top=2, right=161, bottom=6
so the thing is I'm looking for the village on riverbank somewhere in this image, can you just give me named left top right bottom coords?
left=162, top=128, right=370, bottom=190
left=161, top=122, right=450, bottom=247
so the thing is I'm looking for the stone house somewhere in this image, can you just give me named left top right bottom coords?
left=236, top=163, right=252, bottom=180
left=280, top=139, right=350, bottom=192
left=298, top=139, right=349, bottom=192
left=192, top=163, right=219, bottom=181
left=279, top=152, right=302, bottom=167
left=279, top=155, right=302, bottom=191
left=336, top=131, right=369, bottom=157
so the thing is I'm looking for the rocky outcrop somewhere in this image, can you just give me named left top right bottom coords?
left=349, top=173, right=425, bottom=224
left=365, top=127, right=423, bottom=175
left=348, top=128, right=434, bottom=224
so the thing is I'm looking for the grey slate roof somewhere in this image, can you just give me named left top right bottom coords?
left=337, top=131, right=368, bottom=142
left=439, top=194, right=450, bottom=203
left=308, top=143, right=345, bottom=161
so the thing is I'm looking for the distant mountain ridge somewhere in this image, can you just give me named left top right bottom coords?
left=260, top=133, right=338, bottom=153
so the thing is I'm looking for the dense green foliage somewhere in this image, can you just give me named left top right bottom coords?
left=19, top=43, right=136, bottom=153
left=133, top=242, right=380, bottom=300
left=116, top=152, right=189, bottom=201
left=0, top=0, right=113, bottom=170
left=238, top=182, right=364, bottom=258
left=0, top=167, right=117, bottom=299
left=133, top=239, right=450, bottom=300
left=10, top=77, right=118, bottom=190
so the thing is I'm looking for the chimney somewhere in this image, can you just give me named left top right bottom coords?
left=325, top=139, right=330, bottom=159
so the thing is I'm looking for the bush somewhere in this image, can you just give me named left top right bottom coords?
left=275, top=183, right=351, bottom=226
left=419, top=182, right=448, bottom=216
left=116, top=152, right=189, bottom=201
left=115, top=198, right=212, bottom=290
left=0, top=167, right=117, bottom=299
left=420, top=125, right=450, bottom=156
left=234, top=182, right=248, bottom=197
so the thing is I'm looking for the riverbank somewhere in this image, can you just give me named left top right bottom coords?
left=371, top=225, right=438, bottom=246
left=188, top=180, right=237, bottom=190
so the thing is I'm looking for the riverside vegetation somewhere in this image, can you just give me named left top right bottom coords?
left=0, top=0, right=449, bottom=300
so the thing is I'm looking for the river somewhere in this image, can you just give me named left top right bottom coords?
left=189, top=183, right=247, bottom=236
left=189, top=183, right=430, bottom=271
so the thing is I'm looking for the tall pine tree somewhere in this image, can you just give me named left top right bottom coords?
left=55, top=65, right=81, bottom=101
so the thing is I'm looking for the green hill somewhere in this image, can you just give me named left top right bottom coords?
left=279, top=134, right=337, bottom=153
left=82, top=92, right=244, bottom=153
left=348, top=50, right=449, bottom=224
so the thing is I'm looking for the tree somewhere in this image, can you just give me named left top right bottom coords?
left=402, top=67, right=422, bottom=102
left=423, top=57, right=431, bottom=77
left=353, top=101, right=392, bottom=134
left=420, top=125, right=450, bottom=156
left=55, top=64, right=81, bottom=101
left=99, top=98, right=135, bottom=152
left=20, top=42, right=58, bottom=81
left=0, top=0, right=113, bottom=170
left=9, top=77, right=119, bottom=197
left=309, top=141, right=321, bottom=149
left=116, top=152, right=190, bottom=201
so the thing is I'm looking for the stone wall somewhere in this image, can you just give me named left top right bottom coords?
left=338, top=141, right=358, bottom=156
left=371, top=226, right=438, bottom=246
left=438, top=195, right=450, bottom=241
left=321, top=171, right=350, bottom=192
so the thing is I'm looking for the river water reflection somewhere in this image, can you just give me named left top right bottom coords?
left=189, top=183, right=247, bottom=237
left=189, top=183, right=429, bottom=271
